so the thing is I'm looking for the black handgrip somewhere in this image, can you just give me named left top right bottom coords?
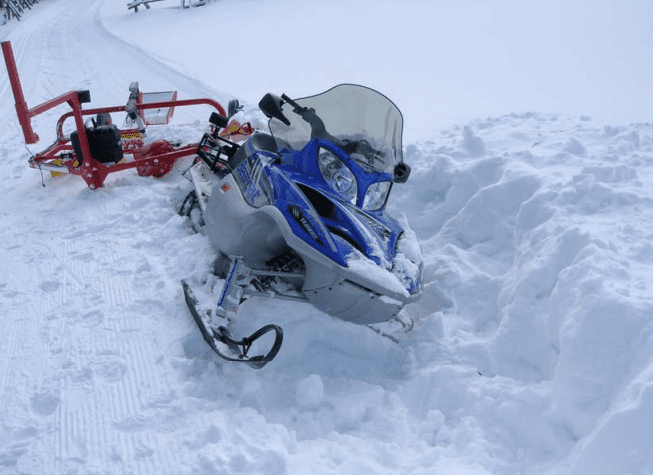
left=280, top=93, right=303, bottom=111
left=209, top=111, right=229, bottom=129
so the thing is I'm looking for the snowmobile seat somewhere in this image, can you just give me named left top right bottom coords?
left=229, top=133, right=278, bottom=169
left=70, top=124, right=123, bottom=165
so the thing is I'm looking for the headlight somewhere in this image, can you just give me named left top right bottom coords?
left=318, top=148, right=357, bottom=204
left=363, top=181, right=391, bottom=211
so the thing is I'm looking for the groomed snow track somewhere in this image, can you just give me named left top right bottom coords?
left=0, top=1, right=233, bottom=473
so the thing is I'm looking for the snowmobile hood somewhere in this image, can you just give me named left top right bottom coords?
left=264, top=165, right=421, bottom=297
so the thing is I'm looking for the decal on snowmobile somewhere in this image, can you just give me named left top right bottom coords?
left=235, top=161, right=261, bottom=204
left=351, top=208, right=393, bottom=244
left=180, top=84, right=423, bottom=368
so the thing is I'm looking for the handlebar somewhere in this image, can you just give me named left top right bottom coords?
left=281, top=93, right=340, bottom=145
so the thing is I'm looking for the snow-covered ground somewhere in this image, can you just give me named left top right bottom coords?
left=1, top=1, right=652, bottom=474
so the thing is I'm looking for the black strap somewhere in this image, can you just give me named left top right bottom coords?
left=214, top=325, right=284, bottom=369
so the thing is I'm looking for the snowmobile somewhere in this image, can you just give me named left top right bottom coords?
left=180, top=84, right=423, bottom=369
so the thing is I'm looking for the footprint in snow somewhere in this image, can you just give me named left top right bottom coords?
left=95, top=360, right=127, bottom=383
left=0, top=427, right=39, bottom=469
left=39, top=280, right=61, bottom=293
left=30, top=391, right=60, bottom=417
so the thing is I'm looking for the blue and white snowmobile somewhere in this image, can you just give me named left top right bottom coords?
left=180, top=84, right=422, bottom=368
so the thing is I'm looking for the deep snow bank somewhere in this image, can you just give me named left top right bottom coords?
left=393, top=115, right=653, bottom=474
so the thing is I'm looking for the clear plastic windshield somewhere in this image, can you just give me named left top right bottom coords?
left=269, top=84, right=403, bottom=175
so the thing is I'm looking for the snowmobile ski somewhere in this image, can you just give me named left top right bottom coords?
left=181, top=280, right=283, bottom=369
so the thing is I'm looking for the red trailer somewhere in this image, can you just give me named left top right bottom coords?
left=1, top=40, right=253, bottom=189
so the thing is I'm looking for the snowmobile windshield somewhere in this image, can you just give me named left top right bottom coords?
left=269, top=84, right=403, bottom=175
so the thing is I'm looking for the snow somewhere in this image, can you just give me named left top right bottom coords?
left=1, top=1, right=652, bottom=474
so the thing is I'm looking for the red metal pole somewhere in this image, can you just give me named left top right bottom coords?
left=1, top=41, right=39, bottom=144
left=68, top=97, right=100, bottom=188
left=55, top=99, right=228, bottom=140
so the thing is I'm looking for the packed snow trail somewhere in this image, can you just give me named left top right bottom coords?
left=2, top=1, right=653, bottom=475
left=0, top=1, right=230, bottom=473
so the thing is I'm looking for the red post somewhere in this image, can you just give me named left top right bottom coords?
left=2, top=40, right=100, bottom=185
left=1, top=41, right=39, bottom=144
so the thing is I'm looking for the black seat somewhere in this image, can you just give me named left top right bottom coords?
left=71, top=124, right=123, bottom=165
